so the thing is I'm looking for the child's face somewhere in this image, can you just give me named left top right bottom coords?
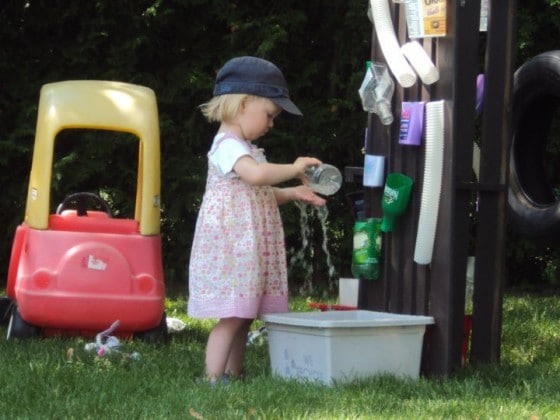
left=238, top=97, right=281, bottom=141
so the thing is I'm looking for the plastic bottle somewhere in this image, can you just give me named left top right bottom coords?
left=304, top=163, right=342, bottom=196
left=351, top=218, right=382, bottom=280
left=372, top=65, right=394, bottom=125
left=358, top=62, right=395, bottom=125
left=399, top=102, right=425, bottom=146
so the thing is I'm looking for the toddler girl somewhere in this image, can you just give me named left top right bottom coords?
left=188, top=56, right=326, bottom=384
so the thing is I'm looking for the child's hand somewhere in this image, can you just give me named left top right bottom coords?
left=293, top=157, right=322, bottom=180
left=292, top=185, right=327, bottom=207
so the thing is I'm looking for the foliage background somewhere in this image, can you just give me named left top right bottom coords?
left=0, top=0, right=559, bottom=293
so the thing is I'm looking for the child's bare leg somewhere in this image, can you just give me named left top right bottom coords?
left=205, top=317, right=252, bottom=381
left=224, top=319, right=253, bottom=377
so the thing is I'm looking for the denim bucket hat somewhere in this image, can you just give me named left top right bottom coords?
left=213, top=56, right=303, bottom=116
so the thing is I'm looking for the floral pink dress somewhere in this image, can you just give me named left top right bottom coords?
left=188, top=134, right=289, bottom=319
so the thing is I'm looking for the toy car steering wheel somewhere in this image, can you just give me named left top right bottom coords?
left=56, top=192, right=114, bottom=217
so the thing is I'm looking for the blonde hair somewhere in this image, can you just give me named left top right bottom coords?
left=199, top=94, right=252, bottom=123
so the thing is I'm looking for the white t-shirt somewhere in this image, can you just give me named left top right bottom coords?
left=208, top=133, right=262, bottom=178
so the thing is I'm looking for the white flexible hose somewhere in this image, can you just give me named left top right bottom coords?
left=401, top=41, right=440, bottom=85
left=370, top=0, right=417, bottom=88
left=472, top=142, right=481, bottom=180
left=414, top=100, right=445, bottom=265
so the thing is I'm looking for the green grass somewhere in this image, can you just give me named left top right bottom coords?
left=1, top=293, right=559, bottom=419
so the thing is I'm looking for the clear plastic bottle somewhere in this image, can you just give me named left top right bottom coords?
left=358, top=62, right=395, bottom=125
left=371, top=63, right=394, bottom=125
left=304, top=164, right=342, bottom=196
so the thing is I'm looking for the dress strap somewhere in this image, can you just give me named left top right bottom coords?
left=208, top=132, right=245, bottom=157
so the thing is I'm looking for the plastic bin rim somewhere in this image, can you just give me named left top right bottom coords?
left=262, top=310, right=435, bottom=328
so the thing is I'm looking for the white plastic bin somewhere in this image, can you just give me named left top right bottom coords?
left=262, top=310, right=434, bottom=385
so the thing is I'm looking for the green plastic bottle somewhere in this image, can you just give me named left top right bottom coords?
left=351, top=218, right=382, bottom=280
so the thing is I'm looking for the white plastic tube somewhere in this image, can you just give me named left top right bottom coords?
left=472, top=142, right=481, bottom=181
left=401, top=41, right=440, bottom=85
left=370, top=0, right=417, bottom=88
left=414, top=100, right=445, bottom=265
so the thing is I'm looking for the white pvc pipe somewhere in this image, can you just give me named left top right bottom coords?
left=370, top=0, right=417, bottom=88
left=414, top=100, right=445, bottom=265
left=401, top=41, right=440, bottom=85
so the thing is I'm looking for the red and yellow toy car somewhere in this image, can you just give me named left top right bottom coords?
left=5, top=80, right=167, bottom=340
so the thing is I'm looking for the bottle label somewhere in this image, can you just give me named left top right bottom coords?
left=399, top=109, right=411, bottom=143
left=404, top=0, right=447, bottom=39
left=383, top=186, right=400, bottom=205
left=351, top=218, right=382, bottom=280
left=353, top=230, right=375, bottom=264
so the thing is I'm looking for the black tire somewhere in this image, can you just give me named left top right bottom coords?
left=133, top=312, right=168, bottom=343
left=0, top=297, right=12, bottom=326
left=6, top=306, right=40, bottom=340
left=508, top=50, right=560, bottom=242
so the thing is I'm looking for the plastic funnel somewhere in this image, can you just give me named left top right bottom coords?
left=381, top=172, right=413, bottom=232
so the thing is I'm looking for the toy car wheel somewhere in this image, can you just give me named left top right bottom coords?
left=6, top=306, right=40, bottom=340
left=134, top=312, right=168, bottom=343
left=0, top=297, right=13, bottom=326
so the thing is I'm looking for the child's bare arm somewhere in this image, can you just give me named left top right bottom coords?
left=233, top=155, right=321, bottom=186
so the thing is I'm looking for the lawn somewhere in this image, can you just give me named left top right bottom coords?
left=0, top=292, right=559, bottom=419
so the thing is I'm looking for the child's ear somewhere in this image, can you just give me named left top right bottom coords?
left=239, top=95, right=257, bottom=114
left=239, top=97, right=249, bottom=113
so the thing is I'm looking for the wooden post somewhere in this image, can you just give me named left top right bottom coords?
left=471, top=0, right=517, bottom=364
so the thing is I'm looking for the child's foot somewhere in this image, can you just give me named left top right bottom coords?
left=223, top=371, right=247, bottom=382
left=215, top=374, right=231, bottom=386
left=196, top=374, right=231, bottom=387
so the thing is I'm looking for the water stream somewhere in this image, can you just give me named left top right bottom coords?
left=289, top=201, right=338, bottom=296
